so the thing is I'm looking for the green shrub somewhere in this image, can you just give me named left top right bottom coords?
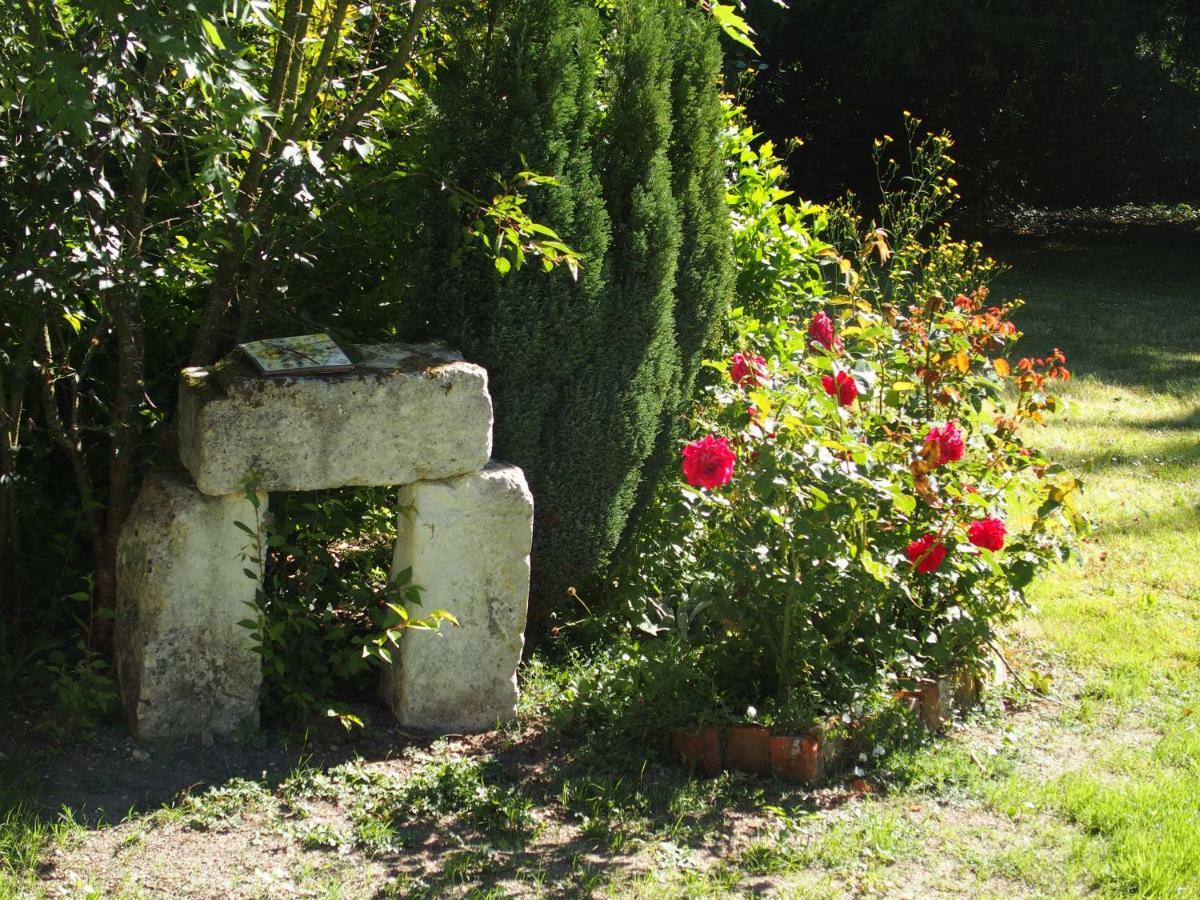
left=235, top=487, right=454, bottom=726
left=407, top=0, right=733, bottom=620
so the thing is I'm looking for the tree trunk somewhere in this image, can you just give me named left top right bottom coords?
left=0, top=309, right=43, bottom=649
left=93, top=295, right=144, bottom=652
left=189, top=0, right=434, bottom=365
left=91, top=57, right=164, bottom=651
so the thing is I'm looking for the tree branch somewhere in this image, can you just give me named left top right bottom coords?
left=278, top=0, right=317, bottom=140
left=283, top=0, right=352, bottom=144
left=320, top=0, right=432, bottom=160
left=39, top=327, right=100, bottom=544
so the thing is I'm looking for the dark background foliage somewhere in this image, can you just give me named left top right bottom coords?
left=739, top=0, right=1200, bottom=211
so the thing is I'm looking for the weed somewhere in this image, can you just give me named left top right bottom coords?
left=174, top=778, right=274, bottom=831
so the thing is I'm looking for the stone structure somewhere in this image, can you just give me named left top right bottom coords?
left=115, top=470, right=266, bottom=740
left=178, top=343, right=493, bottom=495
left=115, top=342, right=533, bottom=741
left=382, top=463, right=534, bottom=731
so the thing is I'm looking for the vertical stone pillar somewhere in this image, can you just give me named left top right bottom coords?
left=382, top=461, right=534, bottom=732
left=115, top=469, right=266, bottom=740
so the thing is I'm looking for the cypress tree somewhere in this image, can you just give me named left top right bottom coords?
left=536, top=0, right=681, bottom=609
left=625, top=3, right=734, bottom=531
left=408, top=0, right=731, bottom=619
left=665, top=4, right=734, bottom=429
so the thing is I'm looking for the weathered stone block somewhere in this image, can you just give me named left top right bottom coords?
left=115, top=469, right=266, bottom=740
left=178, top=342, right=493, bottom=496
left=381, top=462, right=534, bottom=732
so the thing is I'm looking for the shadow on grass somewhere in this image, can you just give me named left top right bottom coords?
left=1133, top=407, right=1200, bottom=431
left=0, top=700, right=851, bottom=897
left=1048, top=433, right=1200, bottom=477
left=994, top=233, right=1200, bottom=396
left=0, top=709, right=373, bottom=827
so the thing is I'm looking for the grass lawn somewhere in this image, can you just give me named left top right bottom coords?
left=2, top=232, right=1198, bottom=898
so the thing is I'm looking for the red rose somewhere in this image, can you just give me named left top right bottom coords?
left=681, top=434, right=736, bottom=489
left=906, top=533, right=948, bottom=573
left=967, top=517, right=1006, bottom=551
left=808, top=311, right=843, bottom=353
left=924, top=420, right=964, bottom=466
left=822, top=371, right=858, bottom=406
left=730, top=352, right=768, bottom=387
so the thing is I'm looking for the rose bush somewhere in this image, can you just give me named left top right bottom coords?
left=613, top=113, right=1082, bottom=730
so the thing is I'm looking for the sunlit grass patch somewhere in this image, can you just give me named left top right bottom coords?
left=0, top=803, right=84, bottom=898
left=995, top=235, right=1200, bottom=896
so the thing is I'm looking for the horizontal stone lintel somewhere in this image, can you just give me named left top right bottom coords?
left=178, top=342, right=493, bottom=495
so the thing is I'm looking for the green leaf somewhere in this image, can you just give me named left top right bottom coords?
left=62, top=309, right=85, bottom=334
left=710, top=3, right=758, bottom=53
left=199, top=17, right=225, bottom=50
left=859, top=550, right=893, bottom=584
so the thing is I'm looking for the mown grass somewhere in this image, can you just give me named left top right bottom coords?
left=998, top=234, right=1200, bottom=897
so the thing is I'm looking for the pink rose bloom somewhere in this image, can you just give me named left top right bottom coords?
left=967, top=517, right=1006, bottom=551
left=730, top=352, right=768, bottom=387
left=924, top=421, right=965, bottom=466
left=681, top=434, right=736, bottom=489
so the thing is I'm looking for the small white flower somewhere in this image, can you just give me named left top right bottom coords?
left=746, top=705, right=758, bottom=720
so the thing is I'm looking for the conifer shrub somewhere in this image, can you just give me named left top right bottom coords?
left=408, top=0, right=733, bottom=620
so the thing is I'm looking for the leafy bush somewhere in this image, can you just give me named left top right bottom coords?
left=235, top=487, right=455, bottom=726
left=610, top=114, right=1081, bottom=730
left=0, top=0, right=581, bottom=677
